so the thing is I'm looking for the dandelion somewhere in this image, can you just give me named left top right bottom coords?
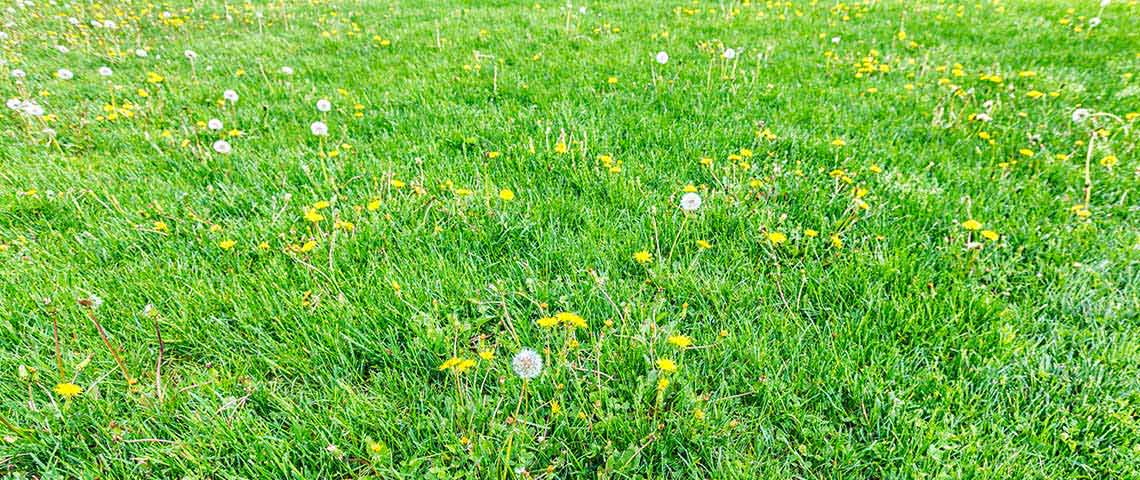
left=1072, top=108, right=1091, bottom=123
left=11, top=69, right=26, bottom=79
left=511, top=349, right=543, bottom=379
left=722, top=48, right=736, bottom=59
left=98, top=66, right=113, bottom=77
left=498, top=188, right=515, bottom=201
left=6, top=98, right=20, bottom=110
left=223, top=89, right=239, bottom=103
left=56, top=69, right=73, bottom=80
left=184, top=50, right=198, bottom=60
left=53, top=382, right=82, bottom=399
left=667, top=335, right=692, bottom=348
left=219, top=239, right=236, bottom=249
left=208, top=119, right=224, bottom=131
left=280, top=66, right=294, bottom=75
left=679, top=192, right=702, bottom=212
left=213, top=139, right=232, bottom=154
left=1088, top=17, right=1101, bottom=28
left=554, top=311, right=587, bottom=328
left=655, top=51, right=669, bottom=64
left=981, top=230, right=999, bottom=241
left=961, top=219, right=983, bottom=231
left=311, top=121, right=329, bottom=136
left=135, top=48, right=148, bottom=57
left=766, top=232, right=788, bottom=245
left=656, top=358, right=678, bottom=373
left=633, top=250, right=652, bottom=264
left=316, top=99, right=332, bottom=112
left=439, top=356, right=477, bottom=373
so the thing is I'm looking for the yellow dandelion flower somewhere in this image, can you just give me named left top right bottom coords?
left=656, top=358, right=678, bottom=373
left=633, top=250, right=652, bottom=264
left=53, top=382, right=82, bottom=399
left=961, top=219, right=983, bottom=231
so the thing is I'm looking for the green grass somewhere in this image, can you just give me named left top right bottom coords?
left=1, top=0, right=1138, bottom=477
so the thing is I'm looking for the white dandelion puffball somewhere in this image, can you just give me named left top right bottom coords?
left=511, top=349, right=543, bottom=379
left=831, top=36, right=841, bottom=44
left=207, top=118, right=223, bottom=131
left=1071, top=108, right=1091, bottom=123
left=135, top=48, right=148, bottom=57
left=56, top=68, right=73, bottom=80
left=98, top=66, right=113, bottom=77
left=55, top=45, right=69, bottom=53
left=6, top=98, right=22, bottom=110
left=310, top=121, right=329, bottom=136
left=1088, top=17, right=1101, bottom=28
left=280, top=66, right=294, bottom=75
left=23, top=102, right=44, bottom=116
left=184, top=49, right=198, bottom=60
left=655, top=51, right=669, bottom=65
left=212, top=139, right=232, bottom=154
left=680, top=192, right=702, bottom=212
left=11, top=69, right=25, bottom=78
left=223, top=89, right=238, bottom=103
left=723, top=48, right=736, bottom=59
left=316, top=99, right=331, bottom=112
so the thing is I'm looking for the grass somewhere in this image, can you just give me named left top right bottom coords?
left=1, top=0, right=1138, bottom=477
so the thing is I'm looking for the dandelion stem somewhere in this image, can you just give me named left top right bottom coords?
left=85, top=309, right=134, bottom=387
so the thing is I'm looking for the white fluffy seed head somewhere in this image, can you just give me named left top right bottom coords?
left=223, top=89, right=238, bottom=102
left=213, top=139, right=232, bottom=154
left=1071, top=108, right=1091, bottom=123
left=511, top=348, right=543, bottom=379
left=316, top=99, right=331, bottom=112
left=680, top=192, right=702, bottom=212
left=655, top=51, right=668, bottom=65
left=311, top=121, right=329, bottom=136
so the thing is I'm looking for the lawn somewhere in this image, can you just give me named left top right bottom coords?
left=1, top=0, right=1138, bottom=478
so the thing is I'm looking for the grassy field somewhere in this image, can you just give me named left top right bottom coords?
left=1, top=0, right=1139, bottom=477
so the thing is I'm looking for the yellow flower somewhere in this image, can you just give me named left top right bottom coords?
left=1026, top=90, right=1044, bottom=99
left=498, top=188, right=515, bottom=201
left=478, top=350, right=494, bottom=361
left=146, top=72, right=164, bottom=83
left=554, top=311, right=587, bottom=329
left=219, top=239, right=236, bottom=250
left=657, top=378, right=669, bottom=391
left=696, top=239, right=711, bottom=249
left=554, top=141, right=568, bottom=154
left=439, top=357, right=476, bottom=373
left=682, top=184, right=698, bottom=193
left=367, top=199, right=381, bottom=211
left=153, top=220, right=168, bottom=233
left=300, top=240, right=318, bottom=252
left=537, top=316, right=559, bottom=328
left=981, top=230, right=999, bottom=241
left=304, top=208, right=325, bottom=223
left=667, top=335, right=692, bottom=348
left=390, top=179, right=406, bottom=188
left=830, top=138, right=846, bottom=147
left=633, top=250, right=652, bottom=264
left=53, top=382, right=82, bottom=399
left=1100, top=155, right=1118, bottom=168
left=961, top=219, right=983, bottom=231
left=1018, top=148, right=1035, bottom=157
left=804, top=229, right=819, bottom=238
left=550, top=400, right=561, bottom=415
left=656, top=358, right=678, bottom=373
left=766, top=232, right=787, bottom=245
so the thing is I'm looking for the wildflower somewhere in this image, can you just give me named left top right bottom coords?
left=1100, top=155, right=1118, bottom=169
left=304, top=208, right=325, bottom=223
left=280, top=66, right=295, bottom=75
left=56, top=69, right=74, bottom=80
left=1088, top=17, right=1101, bottom=28
left=981, top=230, right=999, bottom=241
left=511, top=349, right=543, bottom=379
left=499, top=188, right=515, bottom=201
left=98, top=66, right=113, bottom=77
left=655, top=51, right=669, bottom=64
left=961, top=219, right=982, bottom=231
left=213, top=140, right=232, bottom=154
left=766, top=232, right=787, bottom=245
left=805, top=229, right=819, bottom=238
left=1072, top=108, right=1091, bottom=123
left=633, top=250, right=652, bottom=264
left=696, top=239, right=711, bottom=249
left=831, top=138, right=846, bottom=147
left=667, top=335, right=692, bottom=348
left=537, top=316, right=559, bottom=328
left=208, top=119, right=224, bottom=131
left=554, top=311, right=587, bottom=328
left=184, top=50, right=198, bottom=60
left=53, top=382, right=82, bottom=399
left=554, top=141, right=568, bottom=154
left=316, top=99, right=332, bottom=112
left=223, top=90, right=238, bottom=103
left=439, top=356, right=476, bottom=373
left=723, top=48, right=736, bottom=59
left=656, top=358, right=678, bottom=373
left=311, top=121, right=329, bottom=136
left=219, top=239, right=236, bottom=250
left=135, top=48, right=148, bottom=57
left=679, top=192, right=702, bottom=212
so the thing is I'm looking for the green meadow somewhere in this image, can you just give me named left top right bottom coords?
left=1, top=0, right=1138, bottom=477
